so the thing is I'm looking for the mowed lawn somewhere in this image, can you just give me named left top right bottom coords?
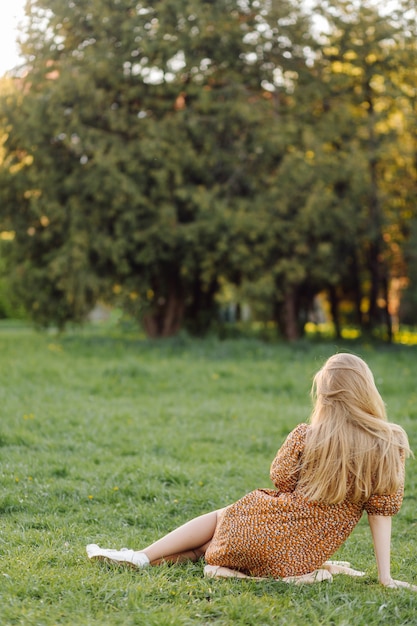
left=1, top=324, right=417, bottom=625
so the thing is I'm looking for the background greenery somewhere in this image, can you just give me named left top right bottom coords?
left=1, top=324, right=417, bottom=625
left=1, top=0, right=417, bottom=340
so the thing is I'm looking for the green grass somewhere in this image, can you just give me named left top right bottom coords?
left=1, top=324, right=417, bottom=625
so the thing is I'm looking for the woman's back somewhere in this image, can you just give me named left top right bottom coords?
left=297, top=353, right=410, bottom=504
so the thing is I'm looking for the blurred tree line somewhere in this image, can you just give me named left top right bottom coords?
left=0, top=0, right=416, bottom=340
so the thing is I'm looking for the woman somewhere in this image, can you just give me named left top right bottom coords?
left=87, top=353, right=416, bottom=588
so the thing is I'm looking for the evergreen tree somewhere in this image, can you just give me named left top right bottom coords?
left=0, top=0, right=416, bottom=339
left=0, top=0, right=310, bottom=334
left=307, top=0, right=417, bottom=338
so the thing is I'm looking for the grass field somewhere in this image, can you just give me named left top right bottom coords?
left=1, top=323, right=417, bottom=625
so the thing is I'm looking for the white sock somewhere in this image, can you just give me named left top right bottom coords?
left=132, top=551, right=150, bottom=567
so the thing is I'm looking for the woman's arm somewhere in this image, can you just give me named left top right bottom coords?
left=367, top=514, right=392, bottom=585
left=368, top=514, right=417, bottom=590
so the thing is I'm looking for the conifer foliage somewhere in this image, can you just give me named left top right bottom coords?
left=0, top=0, right=416, bottom=338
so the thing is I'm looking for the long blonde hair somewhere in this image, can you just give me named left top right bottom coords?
left=298, top=353, right=411, bottom=504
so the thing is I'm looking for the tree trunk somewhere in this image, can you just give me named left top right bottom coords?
left=365, top=86, right=383, bottom=335
left=329, top=285, right=341, bottom=339
left=184, top=278, right=218, bottom=336
left=367, top=239, right=380, bottom=331
left=381, top=271, right=393, bottom=343
left=142, top=287, right=184, bottom=338
left=282, top=287, right=300, bottom=341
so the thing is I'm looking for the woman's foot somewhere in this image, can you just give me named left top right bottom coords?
left=86, top=544, right=150, bottom=568
left=323, top=561, right=365, bottom=577
left=283, top=569, right=333, bottom=584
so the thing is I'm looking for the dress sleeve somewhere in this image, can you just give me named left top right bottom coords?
left=364, top=453, right=405, bottom=516
left=270, top=423, right=308, bottom=492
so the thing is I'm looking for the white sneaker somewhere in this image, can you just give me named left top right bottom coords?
left=86, top=544, right=149, bottom=568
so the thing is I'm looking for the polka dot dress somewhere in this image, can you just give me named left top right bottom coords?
left=205, top=423, right=405, bottom=578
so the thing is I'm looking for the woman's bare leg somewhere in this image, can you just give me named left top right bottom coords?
left=87, top=509, right=225, bottom=568
left=204, top=561, right=365, bottom=583
left=142, top=509, right=223, bottom=564
left=204, top=564, right=264, bottom=579
left=150, top=547, right=208, bottom=565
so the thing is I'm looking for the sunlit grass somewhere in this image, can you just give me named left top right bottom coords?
left=1, top=325, right=417, bottom=625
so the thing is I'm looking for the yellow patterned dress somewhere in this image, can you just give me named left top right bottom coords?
left=205, top=423, right=405, bottom=578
